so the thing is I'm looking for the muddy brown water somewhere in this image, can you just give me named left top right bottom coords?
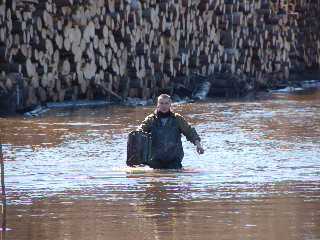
left=0, top=87, right=319, bottom=240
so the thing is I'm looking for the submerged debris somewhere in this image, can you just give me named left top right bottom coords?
left=124, top=97, right=154, bottom=106
left=192, top=81, right=211, bottom=100
left=23, top=106, right=48, bottom=117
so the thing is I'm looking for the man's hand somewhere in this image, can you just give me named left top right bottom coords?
left=195, top=139, right=204, bottom=154
left=196, top=146, right=205, bottom=154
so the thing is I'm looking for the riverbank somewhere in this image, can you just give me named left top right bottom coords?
left=1, top=70, right=320, bottom=118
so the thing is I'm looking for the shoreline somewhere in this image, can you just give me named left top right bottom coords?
left=1, top=78, right=320, bottom=118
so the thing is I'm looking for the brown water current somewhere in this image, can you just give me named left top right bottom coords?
left=0, top=87, right=319, bottom=240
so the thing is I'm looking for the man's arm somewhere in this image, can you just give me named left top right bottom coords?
left=175, top=114, right=204, bottom=154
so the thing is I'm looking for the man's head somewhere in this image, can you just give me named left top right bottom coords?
left=157, top=94, right=171, bottom=113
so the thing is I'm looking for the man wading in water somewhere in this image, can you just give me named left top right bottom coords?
left=138, top=94, right=204, bottom=169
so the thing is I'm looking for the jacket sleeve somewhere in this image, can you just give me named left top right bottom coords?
left=137, top=114, right=153, bottom=133
left=175, top=114, right=201, bottom=144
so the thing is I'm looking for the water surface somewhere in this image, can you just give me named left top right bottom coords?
left=0, top=87, right=319, bottom=240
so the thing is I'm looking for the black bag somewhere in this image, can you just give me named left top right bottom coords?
left=126, top=131, right=151, bottom=166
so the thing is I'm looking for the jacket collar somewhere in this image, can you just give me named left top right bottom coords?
left=154, top=109, right=174, bottom=118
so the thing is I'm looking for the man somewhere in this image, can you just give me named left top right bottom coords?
left=138, top=94, right=204, bottom=169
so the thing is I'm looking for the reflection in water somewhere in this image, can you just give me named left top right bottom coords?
left=0, top=88, right=319, bottom=240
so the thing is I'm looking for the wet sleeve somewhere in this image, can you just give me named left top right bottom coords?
left=176, top=114, right=201, bottom=144
left=137, top=115, right=153, bottom=133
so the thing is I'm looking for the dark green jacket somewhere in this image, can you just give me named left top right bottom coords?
left=138, top=111, right=201, bottom=145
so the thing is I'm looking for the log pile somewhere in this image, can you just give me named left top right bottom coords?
left=0, top=0, right=319, bottom=107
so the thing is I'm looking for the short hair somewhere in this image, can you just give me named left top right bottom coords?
left=157, top=94, right=171, bottom=103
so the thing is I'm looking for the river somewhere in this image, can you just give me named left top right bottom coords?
left=0, top=86, right=319, bottom=240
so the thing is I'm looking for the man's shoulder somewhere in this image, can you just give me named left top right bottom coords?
left=144, top=113, right=156, bottom=120
left=173, top=112, right=184, bottom=119
left=172, top=112, right=187, bottom=123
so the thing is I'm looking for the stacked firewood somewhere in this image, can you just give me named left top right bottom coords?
left=0, top=0, right=319, bottom=107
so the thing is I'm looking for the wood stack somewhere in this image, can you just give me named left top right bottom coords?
left=0, top=0, right=319, bottom=107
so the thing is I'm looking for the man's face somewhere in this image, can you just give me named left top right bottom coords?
left=157, top=97, right=171, bottom=113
